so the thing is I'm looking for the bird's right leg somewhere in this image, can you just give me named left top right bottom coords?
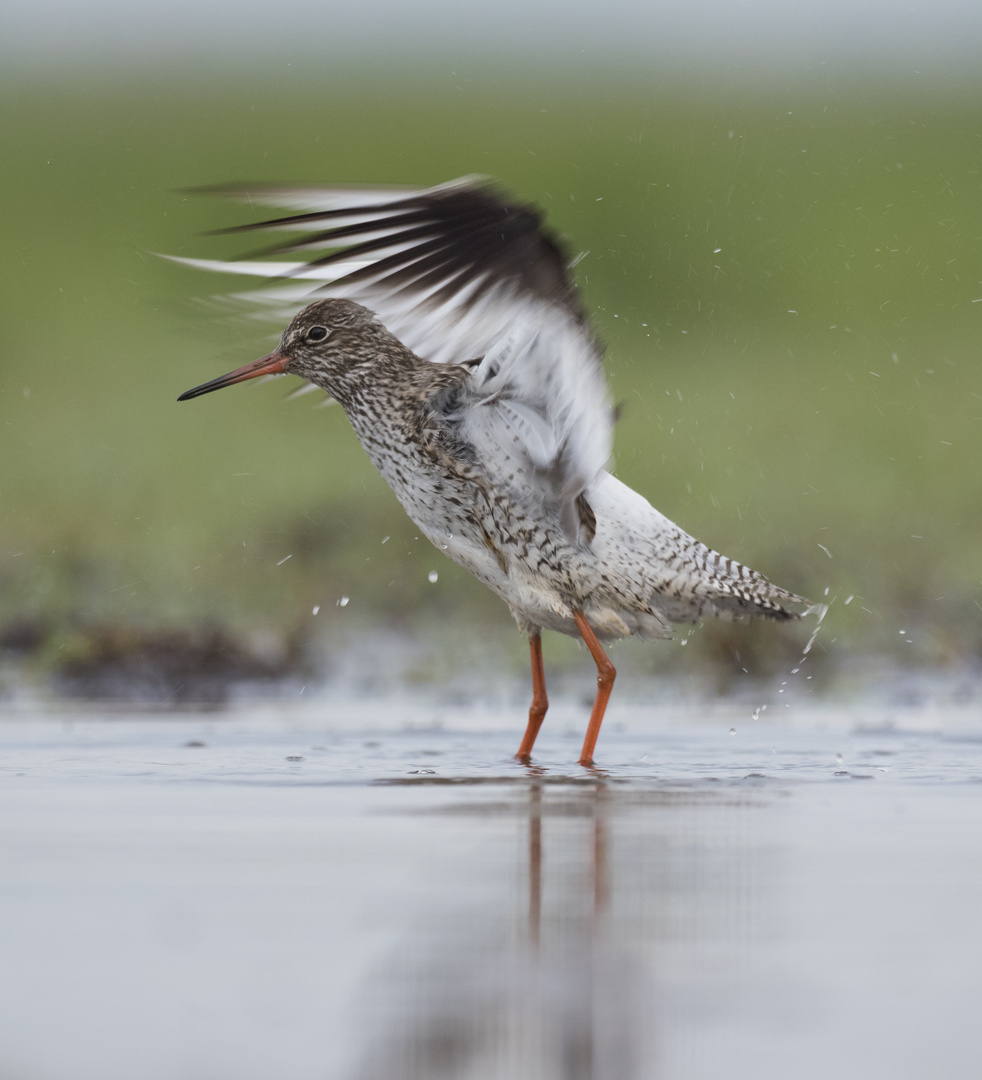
left=573, top=610, right=616, bottom=767
left=515, top=632, right=549, bottom=763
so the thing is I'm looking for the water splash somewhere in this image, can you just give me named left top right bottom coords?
left=801, top=602, right=830, bottom=658
left=749, top=603, right=828, bottom=721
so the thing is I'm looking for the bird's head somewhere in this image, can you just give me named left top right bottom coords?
left=178, top=298, right=387, bottom=403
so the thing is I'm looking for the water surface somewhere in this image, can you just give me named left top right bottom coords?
left=1, top=696, right=980, bottom=1079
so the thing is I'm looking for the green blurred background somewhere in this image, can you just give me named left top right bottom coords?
left=1, top=48, right=980, bottom=697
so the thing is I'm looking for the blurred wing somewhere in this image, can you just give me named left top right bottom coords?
left=450, top=306, right=611, bottom=528
left=172, top=175, right=613, bottom=524
left=172, top=175, right=586, bottom=363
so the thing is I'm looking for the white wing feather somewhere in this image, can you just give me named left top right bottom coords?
left=456, top=305, right=611, bottom=510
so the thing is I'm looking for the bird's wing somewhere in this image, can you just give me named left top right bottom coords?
left=173, top=175, right=613, bottom=526
left=446, top=304, right=611, bottom=529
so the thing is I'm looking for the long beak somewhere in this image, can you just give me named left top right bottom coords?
left=177, top=351, right=289, bottom=401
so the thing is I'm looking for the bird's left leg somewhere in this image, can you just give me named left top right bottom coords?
left=573, top=611, right=616, bottom=766
left=515, top=632, right=549, bottom=763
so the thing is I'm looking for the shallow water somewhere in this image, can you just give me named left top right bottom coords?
left=1, top=695, right=981, bottom=1079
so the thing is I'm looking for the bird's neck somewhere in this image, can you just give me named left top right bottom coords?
left=336, top=352, right=469, bottom=493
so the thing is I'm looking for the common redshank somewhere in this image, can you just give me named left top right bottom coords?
left=176, top=176, right=805, bottom=765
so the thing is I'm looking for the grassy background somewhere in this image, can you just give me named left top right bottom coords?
left=1, top=64, right=980, bottom=691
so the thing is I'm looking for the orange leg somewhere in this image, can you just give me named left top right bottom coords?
left=515, top=633, right=549, bottom=762
left=573, top=610, right=616, bottom=766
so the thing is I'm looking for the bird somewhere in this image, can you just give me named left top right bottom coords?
left=176, top=175, right=806, bottom=766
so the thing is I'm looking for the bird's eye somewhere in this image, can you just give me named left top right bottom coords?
left=306, top=325, right=329, bottom=342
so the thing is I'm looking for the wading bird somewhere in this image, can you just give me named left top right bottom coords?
left=177, top=177, right=805, bottom=765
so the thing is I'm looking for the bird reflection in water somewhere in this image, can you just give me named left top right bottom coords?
left=354, top=779, right=644, bottom=1080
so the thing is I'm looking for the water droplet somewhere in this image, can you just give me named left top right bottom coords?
left=312, top=605, right=320, bottom=616
left=836, top=752, right=844, bottom=763
left=428, top=570, right=439, bottom=583
left=752, top=708, right=761, bottom=721
left=729, top=727, right=736, bottom=735
left=337, top=596, right=349, bottom=607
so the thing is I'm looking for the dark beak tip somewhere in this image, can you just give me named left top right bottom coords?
left=177, top=382, right=217, bottom=402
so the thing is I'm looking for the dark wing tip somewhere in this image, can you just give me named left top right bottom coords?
left=185, top=176, right=587, bottom=324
